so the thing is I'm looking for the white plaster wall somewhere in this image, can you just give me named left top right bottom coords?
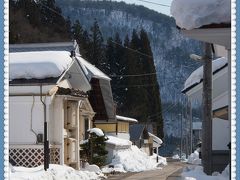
left=48, top=96, right=64, bottom=145
left=10, top=96, right=51, bottom=144
left=212, top=118, right=230, bottom=150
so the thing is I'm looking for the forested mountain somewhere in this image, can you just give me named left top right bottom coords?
left=56, top=0, right=203, bottom=138
left=9, top=0, right=71, bottom=43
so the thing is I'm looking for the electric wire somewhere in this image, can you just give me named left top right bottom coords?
left=137, top=0, right=171, bottom=7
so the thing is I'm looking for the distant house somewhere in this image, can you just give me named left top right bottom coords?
left=9, top=42, right=95, bottom=170
left=129, top=124, right=162, bottom=156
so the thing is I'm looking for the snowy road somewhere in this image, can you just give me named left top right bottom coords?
left=107, top=158, right=187, bottom=180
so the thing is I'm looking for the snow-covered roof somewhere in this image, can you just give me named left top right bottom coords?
left=106, top=135, right=132, bottom=146
left=87, top=128, right=104, bottom=137
left=148, top=132, right=162, bottom=147
left=182, top=57, right=228, bottom=93
left=10, top=51, right=73, bottom=81
left=116, top=115, right=138, bottom=123
left=77, top=56, right=111, bottom=81
left=171, top=0, right=231, bottom=30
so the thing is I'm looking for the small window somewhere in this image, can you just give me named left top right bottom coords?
left=84, top=117, right=89, bottom=139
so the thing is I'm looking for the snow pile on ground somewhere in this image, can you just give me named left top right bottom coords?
left=172, top=154, right=180, bottom=160
left=10, top=51, right=72, bottom=80
left=171, top=0, right=230, bottom=30
left=102, top=145, right=166, bottom=173
left=187, top=151, right=201, bottom=165
left=81, top=163, right=102, bottom=174
left=106, top=136, right=132, bottom=146
left=183, top=57, right=228, bottom=91
left=182, top=165, right=229, bottom=180
left=88, top=128, right=104, bottom=137
left=10, top=164, right=104, bottom=180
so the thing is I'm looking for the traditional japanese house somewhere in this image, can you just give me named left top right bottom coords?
left=9, top=42, right=95, bottom=170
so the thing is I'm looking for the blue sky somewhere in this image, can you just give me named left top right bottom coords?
left=114, top=0, right=172, bottom=16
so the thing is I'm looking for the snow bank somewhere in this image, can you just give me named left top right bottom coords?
left=103, top=145, right=166, bottom=173
left=106, top=136, right=132, bottom=146
left=182, top=165, right=229, bottom=180
left=116, top=115, right=138, bottom=123
left=172, top=154, right=180, bottom=160
left=10, top=51, right=72, bottom=80
left=187, top=150, right=201, bottom=165
left=88, top=128, right=104, bottom=137
left=10, top=164, right=103, bottom=180
left=171, top=0, right=231, bottom=30
left=183, top=57, right=227, bottom=92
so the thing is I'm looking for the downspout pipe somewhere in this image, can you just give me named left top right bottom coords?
left=40, top=84, right=49, bottom=171
left=30, top=95, right=38, bottom=143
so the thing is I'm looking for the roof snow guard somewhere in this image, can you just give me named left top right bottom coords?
left=171, top=0, right=230, bottom=30
left=182, top=57, right=228, bottom=93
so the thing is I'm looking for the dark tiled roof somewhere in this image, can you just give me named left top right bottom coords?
left=56, top=87, right=88, bottom=98
left=129, top=124, right=145, bottom=141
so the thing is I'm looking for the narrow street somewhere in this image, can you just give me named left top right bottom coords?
left=107, top=158, right=188, bottom=180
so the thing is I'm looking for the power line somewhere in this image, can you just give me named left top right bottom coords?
left=70, top=71, right=158, bottom=77
left=109, top=72, right=157, bottom=77
left=137, top=0, right=171, bottom=7
left=110, top=40, right=153, bottom=58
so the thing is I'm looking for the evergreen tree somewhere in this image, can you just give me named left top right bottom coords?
left=111, top=32, right=125, bottom=104
left=80, top=132, right=108, bottom=167
left=105, top=37, right=114, bottom=75
left=72, top=20, right=90, bottom=58
left=139, top=29, right=163, bottom=138
left=88, top=19, right=105, bottom=70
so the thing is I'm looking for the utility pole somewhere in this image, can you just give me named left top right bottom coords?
left=189, top=99, right=193, bottom=154
left=202, top=43, right=213, bottom=175
left=180, top=111, right=183, bottom=159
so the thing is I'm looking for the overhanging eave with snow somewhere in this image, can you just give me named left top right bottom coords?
left=181, top=28, right=231, bottom=49
left=9, top=51, right=91, bottom=95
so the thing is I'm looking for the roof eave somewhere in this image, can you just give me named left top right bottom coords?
left=181, top=27, right=231, bottom=49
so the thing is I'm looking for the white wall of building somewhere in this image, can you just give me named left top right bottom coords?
left=10, top=96, right=51, bottom=144
left=212, top=118, right=230, bottom=150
